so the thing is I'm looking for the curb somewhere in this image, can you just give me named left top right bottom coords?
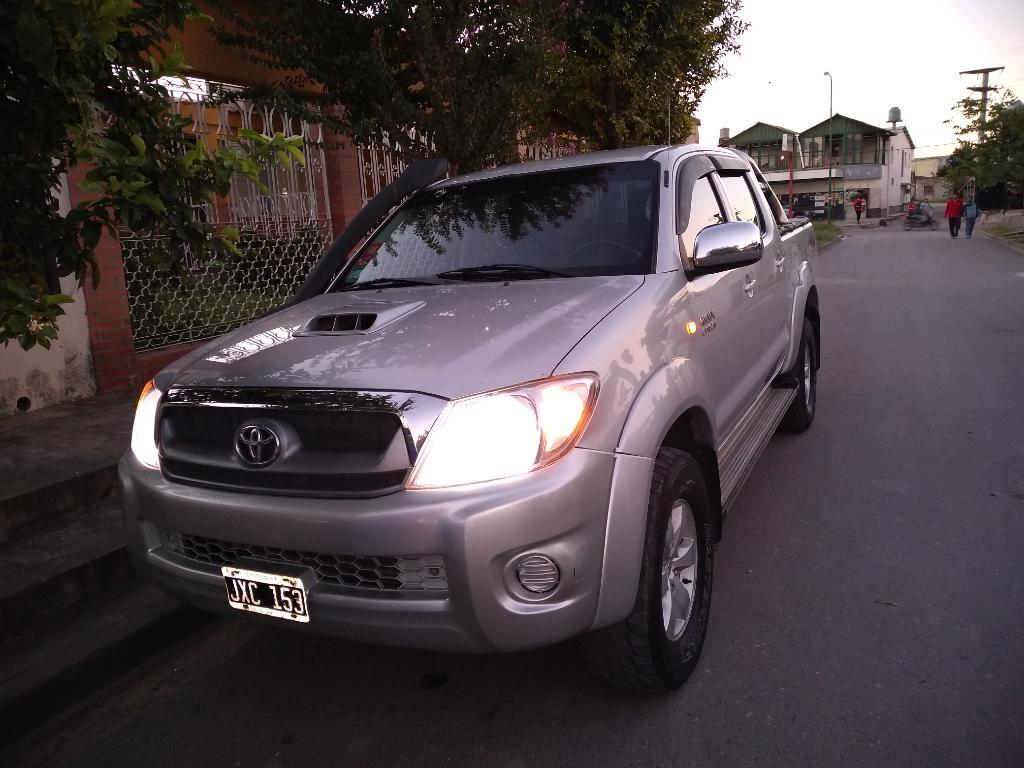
left=977, top=230, right=1024, bottom=255
left=818, top=236, right=844, bottom=253
left=0, top=594, right=212, bottom=747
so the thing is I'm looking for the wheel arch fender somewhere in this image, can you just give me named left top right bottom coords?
left=783, top=270, right=820, bottom=371
left=591, top=360, right=719, bottom=630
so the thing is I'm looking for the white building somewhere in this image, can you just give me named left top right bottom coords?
left=723, top=113, right=915, bottom=220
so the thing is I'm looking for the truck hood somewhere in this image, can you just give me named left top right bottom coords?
left=165, top=276, right=643, bottom=399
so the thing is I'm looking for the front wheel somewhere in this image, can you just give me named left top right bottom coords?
left=582, top=448, right=714, bottom=692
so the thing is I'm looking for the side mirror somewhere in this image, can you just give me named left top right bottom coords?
left=689, top=221, right=763, bottom=273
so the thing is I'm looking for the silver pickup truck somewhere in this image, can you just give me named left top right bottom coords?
left=122, top=145, right=819, bottom=691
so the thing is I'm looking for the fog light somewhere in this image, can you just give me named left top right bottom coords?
left=516, top=554, right=560, bottom=594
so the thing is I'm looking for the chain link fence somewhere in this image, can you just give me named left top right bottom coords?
left=123, top=82, right=333, bottom=352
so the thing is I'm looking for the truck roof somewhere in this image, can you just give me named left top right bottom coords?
left=432, top=144, right=742, bottom=188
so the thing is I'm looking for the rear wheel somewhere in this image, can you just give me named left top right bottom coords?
left=780, top=317, right=817, bottom=432
left=582, top=448, right=713, bottom=692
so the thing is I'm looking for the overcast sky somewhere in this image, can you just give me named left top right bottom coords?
left=696, top=0, right=1024, bottom=158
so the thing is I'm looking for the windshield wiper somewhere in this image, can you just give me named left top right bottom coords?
left=436, top=264, right=572, bottom=281
left=341, top=277, right=438, bottom=291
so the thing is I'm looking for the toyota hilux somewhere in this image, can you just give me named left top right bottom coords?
left=121, top=144, right=820, bottom=691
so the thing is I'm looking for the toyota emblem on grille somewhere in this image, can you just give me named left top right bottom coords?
left=235, top=424, right=280, bottom=467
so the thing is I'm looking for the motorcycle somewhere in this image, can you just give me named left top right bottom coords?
left=904, top=214, right=939, bottom=231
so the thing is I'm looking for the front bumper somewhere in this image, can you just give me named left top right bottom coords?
left=120, top=447, right=629, bottom=652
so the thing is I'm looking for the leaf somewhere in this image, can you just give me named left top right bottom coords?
left=81, top=219, right=103, bottom=250
left=134, top=191, right=167, bottom=214
left=6, top=279, right=32, bottom=300
left=44, top=294, right=74, bottom=306
left=275, top=150, right=293, bottom=168
left=239, top=129, right=271, bottom=145
left=286, top=144, right=307, bottom=166
left=130, top=134, right=147, bottom=157
left=6, top=314, right=27, bottom=333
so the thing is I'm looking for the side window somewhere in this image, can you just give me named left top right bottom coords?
left=681, top=176, right=725, bottom=259
left=717, top=173, right=763, bottom=232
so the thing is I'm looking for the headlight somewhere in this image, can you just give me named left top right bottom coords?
left=407, top=374, right=599, bottom=489
left=130, top=380, right=162, bottom=470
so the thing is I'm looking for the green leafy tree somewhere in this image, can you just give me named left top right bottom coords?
left=213, top=0, right=552, bottom=175
left=539, top=0, right=746, bottom=149
left=214, top=1, right=745, bottom=168
left=942, top=90, right=1024, bottom=194
left=0, top=0, right=303, bottom=350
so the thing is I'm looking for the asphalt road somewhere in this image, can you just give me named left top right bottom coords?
left=5, top=227, right=1024, bottom=768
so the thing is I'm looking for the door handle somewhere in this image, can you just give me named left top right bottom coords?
left=743, top=277, right=757, bottom=296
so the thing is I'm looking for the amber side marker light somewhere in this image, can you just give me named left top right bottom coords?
left=686, top=321, right=698, bottom=335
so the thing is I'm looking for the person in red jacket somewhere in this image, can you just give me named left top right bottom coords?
left=853, top=193, right=867, bottom=224
left=945, top=193, right=963, bottom=238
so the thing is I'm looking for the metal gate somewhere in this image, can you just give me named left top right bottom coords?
left=122, top=82, right=333, bottom=352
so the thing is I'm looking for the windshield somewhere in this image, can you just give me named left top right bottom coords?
left=335, top=161, right=659, bottom=289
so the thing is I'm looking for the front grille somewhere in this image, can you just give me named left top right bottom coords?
left=160, top=529, right=448, bottom=593
left=158, top=399, right=411, bottom=498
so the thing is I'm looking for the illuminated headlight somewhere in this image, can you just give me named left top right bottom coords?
left=407, top=374, right=599, bottom=489
left=130, top=380, right=162, bottom=470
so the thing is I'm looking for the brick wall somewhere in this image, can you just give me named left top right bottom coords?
left=324, top=130, right=365, bottom=238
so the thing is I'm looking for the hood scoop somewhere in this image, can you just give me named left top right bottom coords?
left=304, top=312, right=378, bottom=334
left=295, top=300, right=426, bottom=336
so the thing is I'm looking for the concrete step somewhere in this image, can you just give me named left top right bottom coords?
left=0, top=391, right=135, bottom=546
left=0, top=464, right=119, bottom=546
left=0, top=582, right=211, bottom=747
left=0, top=504, right=131, bottom=643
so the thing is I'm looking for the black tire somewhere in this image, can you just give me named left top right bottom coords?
left=780, top=317, right=817, bottom=433
left=582, top=448, right=714, bottom=692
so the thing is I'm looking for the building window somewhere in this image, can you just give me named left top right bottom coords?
left=924, top=184, right=933, bottom=197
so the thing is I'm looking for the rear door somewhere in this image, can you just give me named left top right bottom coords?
left=715, top=171, right=790, bottom=390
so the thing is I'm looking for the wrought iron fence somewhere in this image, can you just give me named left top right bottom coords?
left=122, top=83, right=333, bottom=352
left=357, top=142, right=411, bottom=207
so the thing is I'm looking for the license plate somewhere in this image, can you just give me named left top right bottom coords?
left=222, top=566, right=310, bottom=623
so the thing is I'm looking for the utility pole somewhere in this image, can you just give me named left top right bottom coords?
left=959, top=66, right=1003, bottom=141
left=824, top=71, right=833, bottom=222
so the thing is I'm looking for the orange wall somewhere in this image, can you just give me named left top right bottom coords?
left=169, top=2, right=322, bottom=93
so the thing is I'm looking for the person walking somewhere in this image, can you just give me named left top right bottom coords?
left=853, top=193, right=866, bottom=225
left=945, top=192, right=963, bottom=238
left=962, top=196, right=980, bottom=239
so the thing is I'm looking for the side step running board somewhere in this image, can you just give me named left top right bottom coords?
left=717, top=386, right=797, bottom=511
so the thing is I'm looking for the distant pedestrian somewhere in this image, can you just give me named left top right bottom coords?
left=962, top=196, right=980, bottom=239
left=853, top=194, right=867, bottom=224
left=945, top=193, right=963, bottom=238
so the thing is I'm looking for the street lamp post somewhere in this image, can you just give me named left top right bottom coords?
left=824, top=71, right=833, bottom=222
